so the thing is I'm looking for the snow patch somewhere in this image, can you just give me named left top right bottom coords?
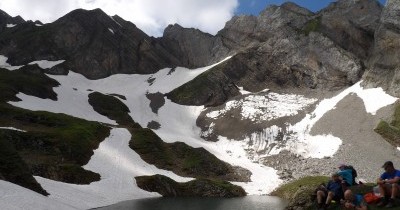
left=36, top=128, right=192, bottom=209
left=0, top=55, right=23, bottom=70
left=9, top=88, right=117, bottom=125
left=35, top=24, right=43, bottom=27
left=28, top=60, right=65, bottom=69
left=238, top=87, right=251, bottom=95
left=0, top=180, right=75, bottom=210
left=0, top=127, right=26, bottom=132
left=108, top=28, right=114, bottom=34
left=110, top=16, right=122, bottom=27
left=6, top=23, right=16, bottom=28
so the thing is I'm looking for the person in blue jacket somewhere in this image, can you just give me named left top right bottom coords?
left=316, top=172, right=344, bottom=209
left=376, top=161, right=400, bottom=208
left=338, top=163, right=353, bottom=188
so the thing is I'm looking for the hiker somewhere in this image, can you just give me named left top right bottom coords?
left=342, top=189, right=367, bottom=210
left=338, top=163, right=354, bottom=189
left=376, top=161, right=400, bottom=208
left=316, top=172, right=344, bottom=209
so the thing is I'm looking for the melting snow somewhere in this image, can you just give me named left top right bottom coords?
left=108, top=28, right=114, bottom=34
left=0, top=55, right=23, bottom=70
left=207, top=93, right=317, bottom=122
left=6, top=23, right=16, bottom=28
left=28, top=60, right=65, bottom=69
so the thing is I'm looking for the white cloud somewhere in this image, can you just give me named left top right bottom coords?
left=0, top=0, right=238, bottom=37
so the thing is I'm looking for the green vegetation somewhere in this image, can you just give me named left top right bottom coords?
left=130, top=128, right=250, bottom=182
left=302, top=17, right=322, bottom=36
left=135, top=174, right=246, bottom=197
left=88, top=92, right=140, bottom=128
left=271, top=176, right=329, bottom=200
left=0, top=67, right=59, bottom=102
left=166, top=61, right=233, bottom=106
left=0, top=130, right=48, bottom=195
left=375, top=102, right=400, bottom=146
left=0, top=103, right=110, bottom=183
left=0, top=68, right=110, bottom=192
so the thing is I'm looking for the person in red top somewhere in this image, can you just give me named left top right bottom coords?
left=376, top=161, right=400, bottom=208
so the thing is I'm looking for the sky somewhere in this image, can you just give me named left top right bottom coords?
left=0, top=0, right=387, bottom=37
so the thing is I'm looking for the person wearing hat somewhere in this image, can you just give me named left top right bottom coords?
left=316, top=172, right=344, bottom=209
left=338, top=163, right=353, bottom=187
left=376, top=161, right=400, bottom=208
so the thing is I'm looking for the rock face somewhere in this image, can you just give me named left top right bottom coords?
left=363, top=0, right=400, bottom=96
left=135, top=174, right=246, bottom=198
left=318, top=0, right=382, bottom=60
left=159, top=24, right=230, bottom=68
left=168, top=1, right=370, bottom=107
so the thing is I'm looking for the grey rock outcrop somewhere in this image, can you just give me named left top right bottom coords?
left=363, top=0, right=400, bottom=96
left=318, top=0, right=382, bottom=60
left=159, top=24, right=230, bottom=68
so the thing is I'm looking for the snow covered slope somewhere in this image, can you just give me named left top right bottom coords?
left=3, top=56, right=399, bottom=209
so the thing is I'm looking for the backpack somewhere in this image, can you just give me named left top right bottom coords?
left=344, top=165, right=358, bottom=185
left=364, top=192, right=380, bottom=204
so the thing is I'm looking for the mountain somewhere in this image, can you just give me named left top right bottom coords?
left=1, top=0, right=400, bottom=209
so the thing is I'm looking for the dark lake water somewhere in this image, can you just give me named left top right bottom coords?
left=96, top=196, right=287, bottom=210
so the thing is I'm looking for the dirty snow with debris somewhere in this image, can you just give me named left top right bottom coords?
left=240, top=81, right=397, bottom=160
left=206, top=93, right=317, bottom=122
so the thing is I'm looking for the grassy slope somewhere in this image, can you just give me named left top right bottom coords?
left=130, top=128, right=249, bottom=182
left=88, top=91, right=140, bottom=128
left=0, top=67, right=110, bottom=194
left=135, top=174, right=246, bottom=197
left=375, top=102, right=400, bottom=146
left=0, top=67, right=59, bottom=103
left=302, top=17, right=322, bottom=36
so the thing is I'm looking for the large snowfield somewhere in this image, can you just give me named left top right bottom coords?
left=1, top=56, right=398, bottom=209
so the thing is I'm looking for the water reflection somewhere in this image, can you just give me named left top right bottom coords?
left=96, top=196, right=287, bottom=210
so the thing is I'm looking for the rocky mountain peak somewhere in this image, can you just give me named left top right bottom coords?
left=280, top=2, right=314, bottom=16
left=0, top=9, right=25, bottom=33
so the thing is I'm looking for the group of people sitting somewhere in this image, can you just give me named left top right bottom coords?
left=316, top=161, right=400, bottom=209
